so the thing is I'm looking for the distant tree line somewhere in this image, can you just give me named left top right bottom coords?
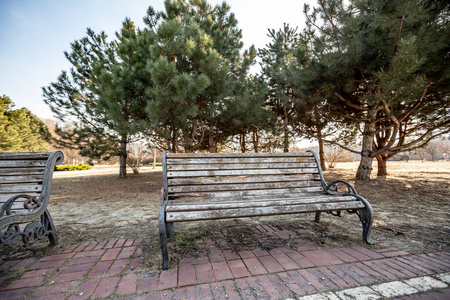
left=0, top=95, right=50, bottom=152
left=42, top=0, right=449, bottom=180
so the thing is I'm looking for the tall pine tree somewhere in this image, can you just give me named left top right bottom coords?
left=295, top=0, right=450, bottom=180
left=259, top=24, right=301, bottom=152
left=43, top=21, right=151, bottom=177
left=144, top=0, right=247, bottom=153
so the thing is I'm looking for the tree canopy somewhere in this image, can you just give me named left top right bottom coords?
left=1, top=95, right=50, bottom=152
left=42, top=0, right=449, bottom=180
left=280, top=0, right=450, bottom=180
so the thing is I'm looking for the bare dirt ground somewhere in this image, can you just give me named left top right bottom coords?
left=1, top=161, right=449, bottom=270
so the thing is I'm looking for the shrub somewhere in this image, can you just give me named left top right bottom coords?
left=55, top=163, right=92, bottom=171
left=148, top=162, right=163, bottom=167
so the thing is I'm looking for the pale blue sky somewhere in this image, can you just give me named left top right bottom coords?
left=0, top=0, right=314, bottom=120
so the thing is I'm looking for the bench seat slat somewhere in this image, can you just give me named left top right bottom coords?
left=166, top=201, right=365, bottom=222
left=0, top=175, right=45, bottom=184
left=166, top=195, right=359, bottom=211
left=0, top=167, right=46, bottom=176
left=0, top=160, right=47, bottom=168
left=168, top=174, right=321, bottom=186
left=167, top=162, right=317, bottom=171
left=166, top=152, right=314, bottom=158
left=166, top=157, right=316, bottom=165
left=0, top=193, right=41, bottom=204
left=170, top=186, right=324, bottom=200
left=169, top=180, right=322, bottom=193
left=4, top=208, right=37, bottom=215
left=168, top=168, right=319, bottom=177
left=0, top=185, right=42, bottom=194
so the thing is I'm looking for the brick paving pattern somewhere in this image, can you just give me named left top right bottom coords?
left=0, top=225, right=448, bottom=299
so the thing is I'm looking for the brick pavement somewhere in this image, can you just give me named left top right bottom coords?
left=0, top=226, right=449, bottom=299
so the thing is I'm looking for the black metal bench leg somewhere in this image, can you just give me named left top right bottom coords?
left=315, top=212, right=321, bottom=222
left=166, top=223, right=174, bottom=239
left=355, top=195, right=374, bottom=245
left=360, top=208, right=373, bottom=245
left=159, top=204, right=169, bottom=270
left=42, top=210, right=58, bottom=247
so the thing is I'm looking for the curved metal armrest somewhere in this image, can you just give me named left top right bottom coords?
left=0, top=194, right=41, bottom=218
left=160, top=187, right=168, bottom=205
left=325, top=180, right=357, bottom=195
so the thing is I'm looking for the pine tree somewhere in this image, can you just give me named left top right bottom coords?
left=144, top=0, right=246, bottom=153
left=259, top=24, right=301, bottom=152
left=296, top=0, right=450, bottom=180
left=43, top=21, right=151, bottom=178
left=218, top=74, right=274, bottom=153
left=90, top=19, right=152, bottom=177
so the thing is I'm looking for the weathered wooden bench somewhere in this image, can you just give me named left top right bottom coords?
left=159, top=151, right=373, bottom=269
left=0, top=151, right=64, bottom=248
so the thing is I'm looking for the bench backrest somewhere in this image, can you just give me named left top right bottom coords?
left=0, top=152, right=63, bottom=215
left=163, top=151, right=325, bottom=202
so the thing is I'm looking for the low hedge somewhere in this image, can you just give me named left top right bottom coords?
left=55, top=163, right=92, bottom=171
left=148, top=162, right=163, bottom=166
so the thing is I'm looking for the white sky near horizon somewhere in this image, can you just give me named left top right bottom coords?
left=0, top=0, right=317, bottom=122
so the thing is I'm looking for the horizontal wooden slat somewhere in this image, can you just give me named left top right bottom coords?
left=0, top=152, right=51, bottom=160
left=167, top=157, right=316, bottom=165
left=166, top=152, right=313, bottom=158
left=0, top=160, right=47, bottom=168
left=167, top=168, right=319, bottom=178
left=0, top=195, right=27, bottom=208
left=167, top=195, right=358, bottom=211
left=166, top=201, right=364, bottom=222
left=0, top=193, right=40, bottom=203
left=169, top=180, right=321, bottom=193
left=3, top=208, right=35, bottom=215
left=167, top=162, right=317, bottom=171
left=0, top=185, right=42, bottom=194
left=170, top=186, right=324, bottom=200
left=0, top=175, right=44, bottom=184
left=0, top=167, right=46, bottom=176
left=168, top=174, right=321, bottom=186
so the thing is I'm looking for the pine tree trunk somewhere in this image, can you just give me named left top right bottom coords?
left=172, top=130, right=179, bottom=153
left=119, top=134, right=127, bottom=179
left=317, top=127, right=326, bottom=171
left=375, top=155, right=388, bottom=177
left=184, top=137, right=193, bottom=153
left=252, top=130, right=259, bottom=153
left=356, top=108, right=377, bottom=181
left=208, top=133, right=214, bottom=153
left=240, top=133, right=246, bottom=153
left=283, top=107, right=289, bottom=153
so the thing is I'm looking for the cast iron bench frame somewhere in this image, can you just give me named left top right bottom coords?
left=0, top=151, right=64, bottom=248
left=159, top=150, right=373, bottom=269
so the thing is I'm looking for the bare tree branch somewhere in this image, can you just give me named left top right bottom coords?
left=323, top=139, right=361, bottom=154
left=334, top=92, right=368, bottom=111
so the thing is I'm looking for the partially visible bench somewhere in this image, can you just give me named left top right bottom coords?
left=159, top=151, right=373, bottom=269
left=0, top=151, right=64, bottom=248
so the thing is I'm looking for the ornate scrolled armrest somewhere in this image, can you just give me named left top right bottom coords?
left=325, top=180, right=357, bottom=195
left=0, top=194, right=41, bottom=218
